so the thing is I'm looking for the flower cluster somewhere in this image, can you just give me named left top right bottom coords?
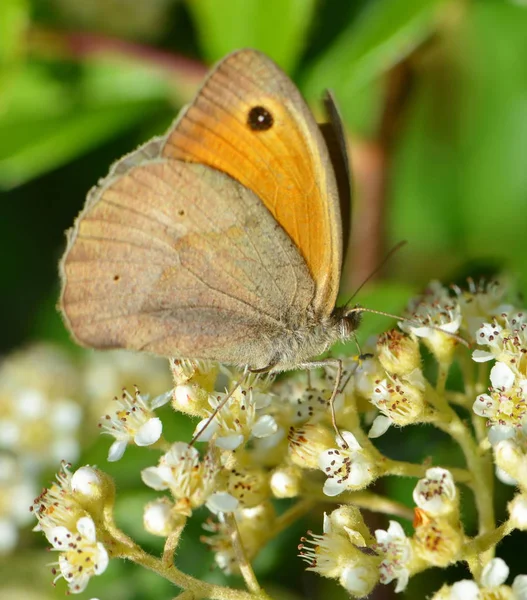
left=25, top=279, right=527, bottom=598
left=31, top=463, right=114, bottom=593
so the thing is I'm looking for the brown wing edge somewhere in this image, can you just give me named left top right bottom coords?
left=57, top=138, right=169, bottom=348
left=318, top=91, right=352, bottom=272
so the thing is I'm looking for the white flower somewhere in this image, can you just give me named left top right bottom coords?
left=473, top=368, right=527, bottom=443
left=100, top=387, right=172, bottom=461
left=401, top=281, right=462, bottom=362
left=31, top=462, right=87, bottom=534
left=141, top=443, right=219, bottom=514
left=413, top=468, right=457, bottom=516
left=193, top=387, right=277, bottom=450
left=375, top=521, right=412, bottom=593
left=319, top=431, right=375, bottom=496
left=453, top=278, right=512, bottom=339
left=48, top=516, right=108, bottom=594
left=368, top=372, right=426, bottom=435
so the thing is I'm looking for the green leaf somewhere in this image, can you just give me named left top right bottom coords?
left=0, top=61, right=171, bottom=188
left=457, top=2, right=527, bottom=287
left=187, top=0, right=317, bottom=70
left=303, top=0, right=445, bottom=132
left=0, top=100, right=161, bottom=189
left=0, top=0, right=28, bottom=67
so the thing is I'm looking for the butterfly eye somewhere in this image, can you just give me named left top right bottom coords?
left=247, top=106, right=274, bottom=131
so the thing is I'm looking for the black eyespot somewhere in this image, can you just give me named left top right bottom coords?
left=178, top=209, right=185, bottom=216
left=113, top=275, right=120, bottom=282
left=247, top=106, right=273, bottom=131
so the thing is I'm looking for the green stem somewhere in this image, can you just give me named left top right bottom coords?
left=224, top=513, right=266, bottom=597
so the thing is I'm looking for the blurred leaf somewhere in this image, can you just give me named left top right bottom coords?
left=0, top=0, right=28, bottom=66
left=0, top=60, right=171, bottom=188
left=458, top=2, right=527, bottom=292
left=303, top=0, right=446, bottom=131
left=389, top=1, right=527, bottom=289
left=187, top=0, right=317, bottom=70
left=0, top=99, right=161, bottom=189
left=389, top=64, right=463, bottom=281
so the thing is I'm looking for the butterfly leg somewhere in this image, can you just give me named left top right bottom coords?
left=189, top=379, right=243, bottom=445
left=295, top=358, right=349, bottom=447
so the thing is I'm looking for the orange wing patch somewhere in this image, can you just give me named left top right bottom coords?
left=162, top=49, right=343, bottom=314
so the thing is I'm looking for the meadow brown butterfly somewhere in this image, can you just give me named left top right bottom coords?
left=59, top=49, right=361, bottom=400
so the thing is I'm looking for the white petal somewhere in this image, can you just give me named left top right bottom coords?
left=206, top=492, right=239, bottom=514
left=472, top=350, right=495, bottom=363
left=166, top=442, right=200, bottom=464
left=76, top=516, right=97, bottom=542
left=150, top=389, right=173, bottom=409
left=46, top=525, right=72, bottom=548
left=72, top=466, right=101, bottom=496
left=348, top=462, right=372, bottom=488
left=512, top=575, right=527, bottom=600
left=490, top=362, right=515, bottom=390
left=369, top=415, right=391, bottom=438
left=394, top=569, right=409, bottom=593
left=135, top=418, right=162, bottom=446
left=340, top=565, right=372, bottom=596
left=386, top=520, right=406, bottom=540
left=192, top=418, right=219, bottom=442
left=252, top=415, right=278, bottom=438
left=495, top=466, right=517, bottom=486
left=107, top=439, right=127, bottom=462
left=318, top=449, right=340, bottom=471
left=339, top=431, right=361, bottom=450
left=94, top=542, right=109, bottom=574
left=473, top=394, right=494, bottom=417
left=141, top=466, right=172, bottom=490
left=488, top=425, right=516, bottom=446
left=450, top=580, right=480, bottom=600
left=322, top=477, right=347, bottom=497
left=481, top=557, right=509, bottom=588
left=216, top=434, right=245, bottom=450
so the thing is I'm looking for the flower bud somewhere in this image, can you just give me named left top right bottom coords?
left=71, top=466, right=115, bottom=511
left=143, top=497, right=186, bottom=536
left=377, top=330, right=421, bottom=377
left=270, top=465, right=302, bottom=498
left=508, top=494, right=527, bottom=530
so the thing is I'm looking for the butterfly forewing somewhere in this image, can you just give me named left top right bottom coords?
left=162, top=49, right=344, bottom=315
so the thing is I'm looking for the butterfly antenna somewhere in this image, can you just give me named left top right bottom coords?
left=344, top=240, right=407, bottom=307
left=345, top=305, right=470, bottom=348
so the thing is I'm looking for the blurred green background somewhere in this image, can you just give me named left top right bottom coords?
left=1, top=0, right=527, bottom=598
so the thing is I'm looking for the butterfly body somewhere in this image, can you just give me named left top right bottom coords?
left=59, top=49, right=358, bottom=376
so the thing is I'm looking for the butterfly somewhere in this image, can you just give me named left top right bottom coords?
left=59, top=48, right=361, bottom=405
